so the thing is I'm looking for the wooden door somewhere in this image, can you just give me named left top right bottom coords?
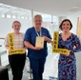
left=76, top=17, right=81, bottom=38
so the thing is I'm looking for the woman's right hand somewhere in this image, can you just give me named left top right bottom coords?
left=66, top=50, right=70, bottom=56
left=5, top=45, right=10, bottom=55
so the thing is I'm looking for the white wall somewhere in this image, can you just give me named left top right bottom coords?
left=66, top=11, right=81, bottom=34
left=0, top=18, right=32, bottom=38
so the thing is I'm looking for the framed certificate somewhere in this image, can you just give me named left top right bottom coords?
left=35, top=37, right=44, bottom=48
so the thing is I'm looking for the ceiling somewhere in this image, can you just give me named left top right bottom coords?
left=0, top=3, right=31, bottom=17
left=0, top=0, right=81, bottom=16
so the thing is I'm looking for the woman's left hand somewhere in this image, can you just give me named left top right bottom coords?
left=66, top=50, right=70, bottom=56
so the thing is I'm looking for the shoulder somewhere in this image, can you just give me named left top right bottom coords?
left=59, top=33, right=62, bottom=37
left=71, top=33, right=79, bottom=40
left=59, top=33, right=62, bottom=40
left=27, top=27, right=34, bottom=30
left=41, top=27, right=49, bottom=32
left=25, top=27, right=34, bottom=36
left=6, top=32, right=13, bottom=37
left=71, top=33, right=77, bottom=38
left=26, top=27, right=34, bottom=32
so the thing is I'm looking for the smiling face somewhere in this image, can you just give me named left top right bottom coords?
left=12, top=21, right=21, bottom=33
left=59, top=19, right=72, bottom=32
left=33, top=15, right=42, bottom=29
left=62, top=21, right=71, bottom=32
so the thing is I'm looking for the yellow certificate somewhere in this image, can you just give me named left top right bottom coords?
left=35, top=37, right=44, bottom=48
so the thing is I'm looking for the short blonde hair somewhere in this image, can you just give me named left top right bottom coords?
left=12, top=21, right=21, bottom=27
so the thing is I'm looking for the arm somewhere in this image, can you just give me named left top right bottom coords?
left=24, top=41, right=42, bottom=50
left=5, top=45, right=9, bottom=49
left=43, top=29, right=52, bottom=43
left=4, top=36, right=10, bottom=54
left=43, top=36, right=52, bottom=43
left=24, top=41, right=35, bottom=50
left=73, top=36, right=81, bottom=52
left=4, top=36, right=9, bottom=50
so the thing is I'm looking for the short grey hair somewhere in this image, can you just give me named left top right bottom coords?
left=33, top=14, right=42, bottom=20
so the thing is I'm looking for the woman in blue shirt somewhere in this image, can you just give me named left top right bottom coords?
left=24, top=14, right=52, bottom=80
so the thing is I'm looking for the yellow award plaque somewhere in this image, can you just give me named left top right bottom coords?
left=52, top=31, right=69, bottom=55
left=8, top=33, right=26, bottom=55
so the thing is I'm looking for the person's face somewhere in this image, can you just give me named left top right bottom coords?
left=62, top=21, right=71, bottom=32
left=34, top=16, right=42, bottom=28
left=12, top=22, right=21, bottom=32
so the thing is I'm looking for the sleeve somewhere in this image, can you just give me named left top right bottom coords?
left=46, top=29, right=52, bottom=39
left=24, top=29, right=31, bottom=42
left=73, top=35, right=81, bottom=52
left=4, top=35, right=9, bottom=46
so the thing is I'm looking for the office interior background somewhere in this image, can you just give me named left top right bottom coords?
left=0, top=0, right=81, bottom=80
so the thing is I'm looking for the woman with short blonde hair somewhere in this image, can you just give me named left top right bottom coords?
left=5, top=21, right=26, bottom=80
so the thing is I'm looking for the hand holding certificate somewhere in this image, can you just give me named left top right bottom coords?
left=35, top=37, right=44, bottom=48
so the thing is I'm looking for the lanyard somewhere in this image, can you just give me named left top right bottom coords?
left=35, top=27, right=42, bottom=37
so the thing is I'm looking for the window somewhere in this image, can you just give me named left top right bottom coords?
left=6, top=14, right=11, bottom=18
left=1, top=14, right=5, bottom=18
left=12, top=15, right=16, bottom=18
